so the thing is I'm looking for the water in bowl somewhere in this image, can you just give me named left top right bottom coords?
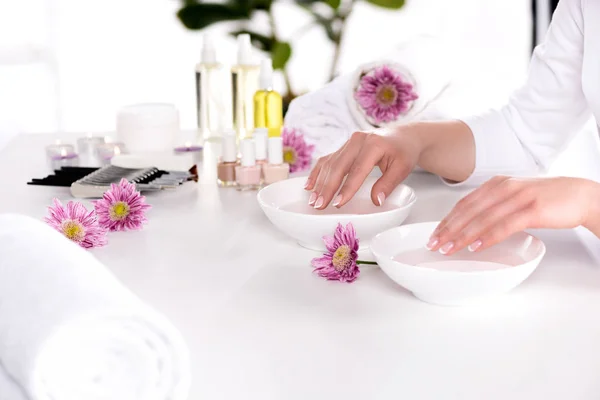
left=280, top=198, right=399, bottom=215
left=393, top=248, right=527, bottom=272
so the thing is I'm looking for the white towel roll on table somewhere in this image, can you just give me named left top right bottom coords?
left=0, top=214, right=190, bottom=400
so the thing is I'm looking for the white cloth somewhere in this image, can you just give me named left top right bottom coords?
left=455, top=0, right=596, bottom=187
left=284, top=35, right=453, bottom=158
left=0, top=214, right=190, bottom=400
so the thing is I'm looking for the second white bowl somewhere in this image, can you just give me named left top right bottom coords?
left=370, top=222, right=546, bottom=306
left=257, top=176, right=416, bottom=251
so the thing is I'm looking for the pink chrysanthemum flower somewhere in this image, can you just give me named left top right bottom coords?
left=354, top=65, right=419, bottom=125
left=94, top=178, right=151, bottom=231
left=282, top=127, right=315, bottom=173
left=44, top=198, right=107, bottom=249
left=312, top=222, right=360, bottom=283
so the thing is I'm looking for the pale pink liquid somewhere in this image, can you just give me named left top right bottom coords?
left=393, top=248, right=526, bottom=272
left=279, top=198, right=400, bottom=215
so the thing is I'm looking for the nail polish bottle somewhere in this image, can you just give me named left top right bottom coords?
left=217, top=130, right=238, bottom=187
left=235, top=138, right=261, bottom=191
left=252, top=128, right=268, bottom=166
left=263, top=136, right=290, bottom=185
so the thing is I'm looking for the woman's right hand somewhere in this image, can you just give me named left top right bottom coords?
left=304, top=128, right=423, bottom=210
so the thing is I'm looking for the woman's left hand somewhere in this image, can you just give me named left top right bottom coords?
left=427, top=176, right=600, bottom=256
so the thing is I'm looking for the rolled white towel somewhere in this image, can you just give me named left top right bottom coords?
left=285, top=35, right=454, bottom=157
left=0, top=214, right=190, bottom=400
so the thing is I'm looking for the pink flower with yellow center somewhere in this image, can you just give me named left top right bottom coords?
left=282, top=127, right=315, bottom=173
left=44, top=198, right=107, bottom=249
left=94, top=178, right=151, bottom=231
left=354, top=65, right=419, bottom=125
left=311, top=222, right=361, bottom=283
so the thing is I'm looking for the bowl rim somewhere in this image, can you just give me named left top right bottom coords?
left=370, top=221, right=547, bottom=276
left=256, top=176, right=417, bottom=219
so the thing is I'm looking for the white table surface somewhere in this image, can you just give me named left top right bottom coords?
left=3, top=134, right=600, bottom=400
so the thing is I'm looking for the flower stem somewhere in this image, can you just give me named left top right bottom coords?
left=356, top=260, right=378, bottom=265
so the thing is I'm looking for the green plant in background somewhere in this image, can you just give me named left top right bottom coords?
left=177, top=0, right=405, bottom=102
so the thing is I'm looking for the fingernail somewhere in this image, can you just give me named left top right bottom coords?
left=332, top=194, right=343, bottom=207
left=468, top=240, right=482, bottom=252
left=439, top=242, right=454, bottom=255
left=308, top=192, right=317, bottom=205
left=376, top=192, right=386, bottom=206
left=426, top=236, right=439, bottom=250
left=304, top=179, right=310, bottom=189
left=314, top=196, right=324, bottom=209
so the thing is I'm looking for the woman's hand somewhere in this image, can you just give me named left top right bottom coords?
left=427, top=176, right=600, bottom=255
left=304, top=129, right=422, bottom=210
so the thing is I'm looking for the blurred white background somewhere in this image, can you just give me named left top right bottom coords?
left=0, top=0, right=532, bottom=148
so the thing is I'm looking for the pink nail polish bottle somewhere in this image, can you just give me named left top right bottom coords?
left=235, top=138, right=261, bottom=191
left=216, top=131, right=238, bottom=187
left=263, top=137, right=289, bottom=185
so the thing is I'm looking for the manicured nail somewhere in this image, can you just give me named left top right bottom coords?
left=376, top=192, right=386, bottom=206
left=332, top=194, right=343, bottom=207
left=439, top=242, right=454, bottom=255
left=468, top=240, right=482, bottom=252
left=314, top=196, right=324, bottom=209
left=308, top=192, right=317, bottom=205
left=426, top=236, right=439, bottom=250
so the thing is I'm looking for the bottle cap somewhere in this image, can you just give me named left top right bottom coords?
left=268, top=137, right=284, bottom=165
left=237, top=34, right=254, bottom=65
left=253, top=128, right=268, bottom=160
left=221, top=131, right=237, bottom=163
left=201, top=34, right=217, bottom=64
left=240, top=138, right=256, bottom=167
left=259, top=58, right=273, bottom=90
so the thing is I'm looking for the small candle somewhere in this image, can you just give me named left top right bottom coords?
left=77, top=134, right=110, bottom=167
left=174, top=141, right=203, bottom=153
left=45, top=142, right=75, bottom=158
left=48, top=147, right=79, bottom=170
left=96, top=142, right=127, bottom=165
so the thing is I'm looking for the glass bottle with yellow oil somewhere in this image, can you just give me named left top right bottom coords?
left=253, top=58, right=283, bottom=138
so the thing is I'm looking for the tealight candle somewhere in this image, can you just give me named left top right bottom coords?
left=77, top=134, right=112, bottom=167
left=48, top=147, right=79, bottom=170
left=174, top=141, right=203, bottom=153
left=45, top=141, right=75, bottom=158
left=96, top=142, right=127, bottom=165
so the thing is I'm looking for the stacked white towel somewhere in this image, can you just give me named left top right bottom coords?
left=284, top=35, right=455, bottom=158
left=0, top=214, right=190, bottom=400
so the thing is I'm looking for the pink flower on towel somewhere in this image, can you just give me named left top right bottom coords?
left=312, top=222, right=361, bottom=283
left=45, top=198, right=107, bottom=248
left=94, top=178, right=151, bottom=231
left=354, top=65, right=418, bottom=125
left=282, top=127, right=315, bottom=173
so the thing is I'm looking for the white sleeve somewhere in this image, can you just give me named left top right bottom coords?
left=448, top=0, right=591, bottom=187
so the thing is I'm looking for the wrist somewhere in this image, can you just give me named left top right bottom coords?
left=583, top=179, right=600, bottom=236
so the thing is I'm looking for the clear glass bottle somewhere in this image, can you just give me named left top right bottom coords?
left=231, top=34, right=260, bottom=143
left=253, top=58, right=283, bottom=138
left=235, top=138, right=261, bottom=191
left=196, top=34, right=223, bottom=142
left=262, top=137, right=289, bottom=185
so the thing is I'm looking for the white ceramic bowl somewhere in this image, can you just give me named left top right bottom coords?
left=257, top=176, right=416, bottom=251
left=370, top=221, right=546, bottom=306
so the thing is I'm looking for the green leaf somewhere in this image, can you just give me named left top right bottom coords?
left=324, top=0, right=341, bottom=9
left=294, top=0, right=340, bottom=8
left=230, top=30, right=275, bottom=52
left=271, top=41, right=292, bottom=70
left=177, top=3, right=249, bottom=30
left=364, top=0, right=405, bottom=9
